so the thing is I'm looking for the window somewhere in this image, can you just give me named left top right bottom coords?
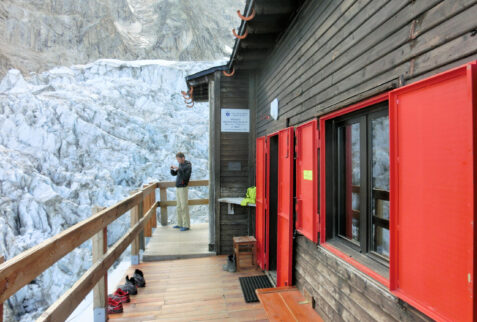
left=327, top=102, right=389, bottom=264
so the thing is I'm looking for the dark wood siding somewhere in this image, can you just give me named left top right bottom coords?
left=295, top=236, right=431, bottom=322
left=255, top=0, right=477, bottom=136
left=250, top=0, right=477, bottom=319
left=218, top=71, right=251, bottom=254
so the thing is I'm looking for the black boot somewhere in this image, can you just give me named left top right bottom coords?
left=222, top=254, right=234, bottom=271
left=227, top=254, right=237, bottom=273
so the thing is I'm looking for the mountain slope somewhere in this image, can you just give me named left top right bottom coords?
left=0, top=0, right=244, bottom=76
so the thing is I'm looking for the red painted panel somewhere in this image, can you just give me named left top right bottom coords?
left=296, top=120, right=318, bottom=243
left=389, top=62, right=476, bottom=321
left=255, top=136, right=266, bottom=269
left=277, top=127, right=294, bottom=287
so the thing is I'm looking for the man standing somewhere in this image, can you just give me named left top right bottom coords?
left=170, top=152, right=192, bottom=231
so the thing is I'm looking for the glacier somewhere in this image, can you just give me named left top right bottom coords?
left=0, top=59, right=218, bottom=321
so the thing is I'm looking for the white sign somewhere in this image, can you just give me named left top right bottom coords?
left=270, top=98, right=279, bottom=120
left=221, top=108, right=250, bottom=132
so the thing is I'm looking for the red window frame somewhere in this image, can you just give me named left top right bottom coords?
left=319, top=92, right=390, bottom=287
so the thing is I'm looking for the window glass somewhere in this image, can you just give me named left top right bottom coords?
left=338, top=122, right=361, bottom=244
left=371, top=116, right=390, bottom=257
left=329, top=102, right=389, bottom=263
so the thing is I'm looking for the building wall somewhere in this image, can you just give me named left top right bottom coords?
left=215, top=71, right=252, bottom=254
left=255, top=0, right=477, bottom=136
left=252, top=0, right=477, bottom=320
left=295, top=236, right=431, bottom=321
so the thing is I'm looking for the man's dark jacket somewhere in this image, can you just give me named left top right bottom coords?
left=171, top=160, right=192, bottom=187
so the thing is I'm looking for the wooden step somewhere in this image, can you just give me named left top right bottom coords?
left=256, top=286, right=323, bottom=322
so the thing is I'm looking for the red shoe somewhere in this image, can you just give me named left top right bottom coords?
left=111, top=288, right=130, bottom=303
left=108, top=298, right=123, bottom=314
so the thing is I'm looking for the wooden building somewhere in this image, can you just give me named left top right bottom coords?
left=185, top=0, right=477, bottom=321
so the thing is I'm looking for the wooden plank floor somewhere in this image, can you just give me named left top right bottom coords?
left=143, top=223, right=213, bottom=261
left=109, top=256, right=268, bottom=321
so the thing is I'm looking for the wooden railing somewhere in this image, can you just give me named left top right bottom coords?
left=157, top=179, right=209, bottom=225
left=0, top=180, right=209, bottom=322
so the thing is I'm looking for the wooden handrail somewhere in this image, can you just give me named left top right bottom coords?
left=0, top=179, right=209, bottom=320
left=0, top=182, right=157, bottom=304
left=157, top=179, right=209, bottom=188
left=159, top=198, right=209, bottom=207
left=38, top=201, right=158, bottom=322
left=157, top=180, right=209, bottom=225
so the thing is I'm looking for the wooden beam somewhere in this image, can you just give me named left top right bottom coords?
left=235, top=61, right=265, bottom=70
left=237, top=49, right=270, bottom=61
left=138, top=200, right=145, bottom=251
left=158, top=199, right=209, bottom=207
left=157, top=180, right=209, bottom=189
left=255, top=0, right=296, bottom=15
left=130, top=191, right=140, bottom=265
left=0, top=182, right=157, bottom=304
left=37, top=202, right=158, bottom=322
left=92, top=206, right=107, bottom=322
left=159, top=187, right=168, bottom=226
left=150, top=189, right=157, bottom=228
left=143, top=185, right=152, bottom=238
left=213, top=71, right=222, bottom=253
left=247, top=21, right=284, bottom=34
left=240, top=36, right=276, bottom=49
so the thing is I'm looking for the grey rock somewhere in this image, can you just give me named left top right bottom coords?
left=0, top=0, right=245, bottom=77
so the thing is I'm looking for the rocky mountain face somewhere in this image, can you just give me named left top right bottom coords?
left=0, top=0, right=244, bottom=77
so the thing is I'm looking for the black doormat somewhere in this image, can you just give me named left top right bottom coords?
left=239, top=275, right=274, bottom=303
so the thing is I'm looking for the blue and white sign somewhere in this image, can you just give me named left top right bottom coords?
left=221, top=108, right=250, bottom=132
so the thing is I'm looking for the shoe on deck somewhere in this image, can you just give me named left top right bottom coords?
left=109, top=288, right=130, bottom=303
left=180, top=227, right=190, bottom=231
left=108, top=298, right=123, bottom=314
left=172, top=225, right=181, bottom=229
left=133, top=269, right=146, bottom=287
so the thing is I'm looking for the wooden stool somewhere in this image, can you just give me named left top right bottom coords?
left=233, top=236, right=257, bottom=271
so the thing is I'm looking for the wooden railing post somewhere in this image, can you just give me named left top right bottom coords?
left=0, top=255, right=3, bottom=322
left=138, top=199, right=145, bottom=251
left=130, top=191, right=140, bottom=265
left=150, top=186, right=157, bottom=229
left=92, top=206, right=107, bottom=322
left=143, top=185, right=152, bottom=240
left=160, top=187, right=168, bottom=226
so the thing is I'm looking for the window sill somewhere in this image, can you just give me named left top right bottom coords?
left=321, top=239, right=389, bottom=288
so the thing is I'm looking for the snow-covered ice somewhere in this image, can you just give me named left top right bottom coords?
left=0, top=59, right=220, bottom=321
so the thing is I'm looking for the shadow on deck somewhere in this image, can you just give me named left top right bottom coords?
left=143, top=223, right=213, bottom=261
left=109, top=256, right=267, bottom=321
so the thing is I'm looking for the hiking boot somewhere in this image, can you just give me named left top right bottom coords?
left=180, top=227, right=190, bottom=231
left=108, top=298, right=123, bottom=314
left=173, top=225, right=181, bottom=229
left=119, top=275, right=137, bottom=295
left=222, top=254, right=234, bottom=271
left=109, top=288, right=130, bottom=303
left=133, top=269, right=146, bottom=287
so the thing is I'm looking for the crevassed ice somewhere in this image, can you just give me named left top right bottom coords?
left=0, top=59, right=221, bottom=321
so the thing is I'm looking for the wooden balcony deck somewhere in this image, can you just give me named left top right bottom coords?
left=142, top=223, right=213, bottom=261
left=108, top=256, right=267, bottom=321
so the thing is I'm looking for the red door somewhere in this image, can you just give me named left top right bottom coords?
left=276, top=128, right=294, bottom=287
left=295, top=120, right=319, bottom=243
left=389, top=62, right=476, bottom=321
left=255, top=137, right=266, bottom=269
